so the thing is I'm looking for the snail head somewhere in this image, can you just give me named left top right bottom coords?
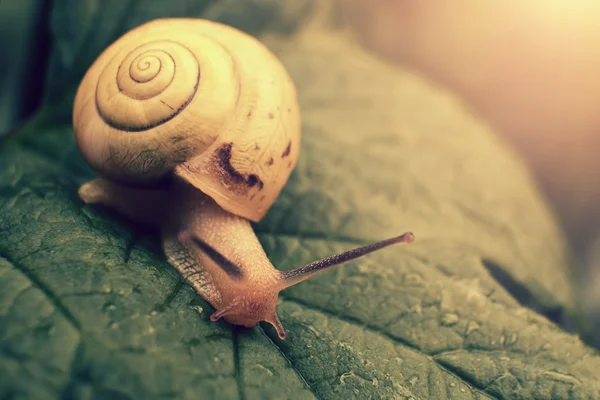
left=179, top=230, right=415, bottom=340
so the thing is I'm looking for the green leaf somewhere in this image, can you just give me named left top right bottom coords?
left=2, top=3, right=600, bottom=400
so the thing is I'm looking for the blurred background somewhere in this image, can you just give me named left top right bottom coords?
left=337, top=0, right=600, bottom=317
left=2, top=0, right=599, bottom=333
left=0, top=0, right=50, bottom=135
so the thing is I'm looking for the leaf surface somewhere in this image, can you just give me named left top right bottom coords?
left=1, top=1, right=599, bottom=399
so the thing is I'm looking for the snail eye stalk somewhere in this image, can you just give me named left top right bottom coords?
left=280, top=232, right=415, bottom=288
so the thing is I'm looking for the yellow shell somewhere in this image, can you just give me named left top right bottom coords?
left=73, top=18, right=301, bottom=222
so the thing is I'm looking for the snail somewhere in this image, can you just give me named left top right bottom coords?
left=73, top=18, right=414, bottom=340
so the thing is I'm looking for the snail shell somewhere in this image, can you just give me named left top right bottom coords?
left=73, top=18, right=301, bottom=222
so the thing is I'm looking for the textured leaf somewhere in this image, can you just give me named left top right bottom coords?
left=1, top=1, right=599, bottom=399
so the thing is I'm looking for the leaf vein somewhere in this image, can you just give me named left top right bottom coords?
left=0, top=251, right=82, bottom=333
left=258, top=326, right=320, bottom=399
left=280, top=295, right=498, bottom=400
left=232, top=328, right=245, bottom=400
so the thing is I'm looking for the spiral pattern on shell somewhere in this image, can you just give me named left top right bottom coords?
left=96, top=40, right=200, bottom=131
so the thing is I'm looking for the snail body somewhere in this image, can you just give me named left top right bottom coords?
left=75, top=18, right=414, bottom=339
